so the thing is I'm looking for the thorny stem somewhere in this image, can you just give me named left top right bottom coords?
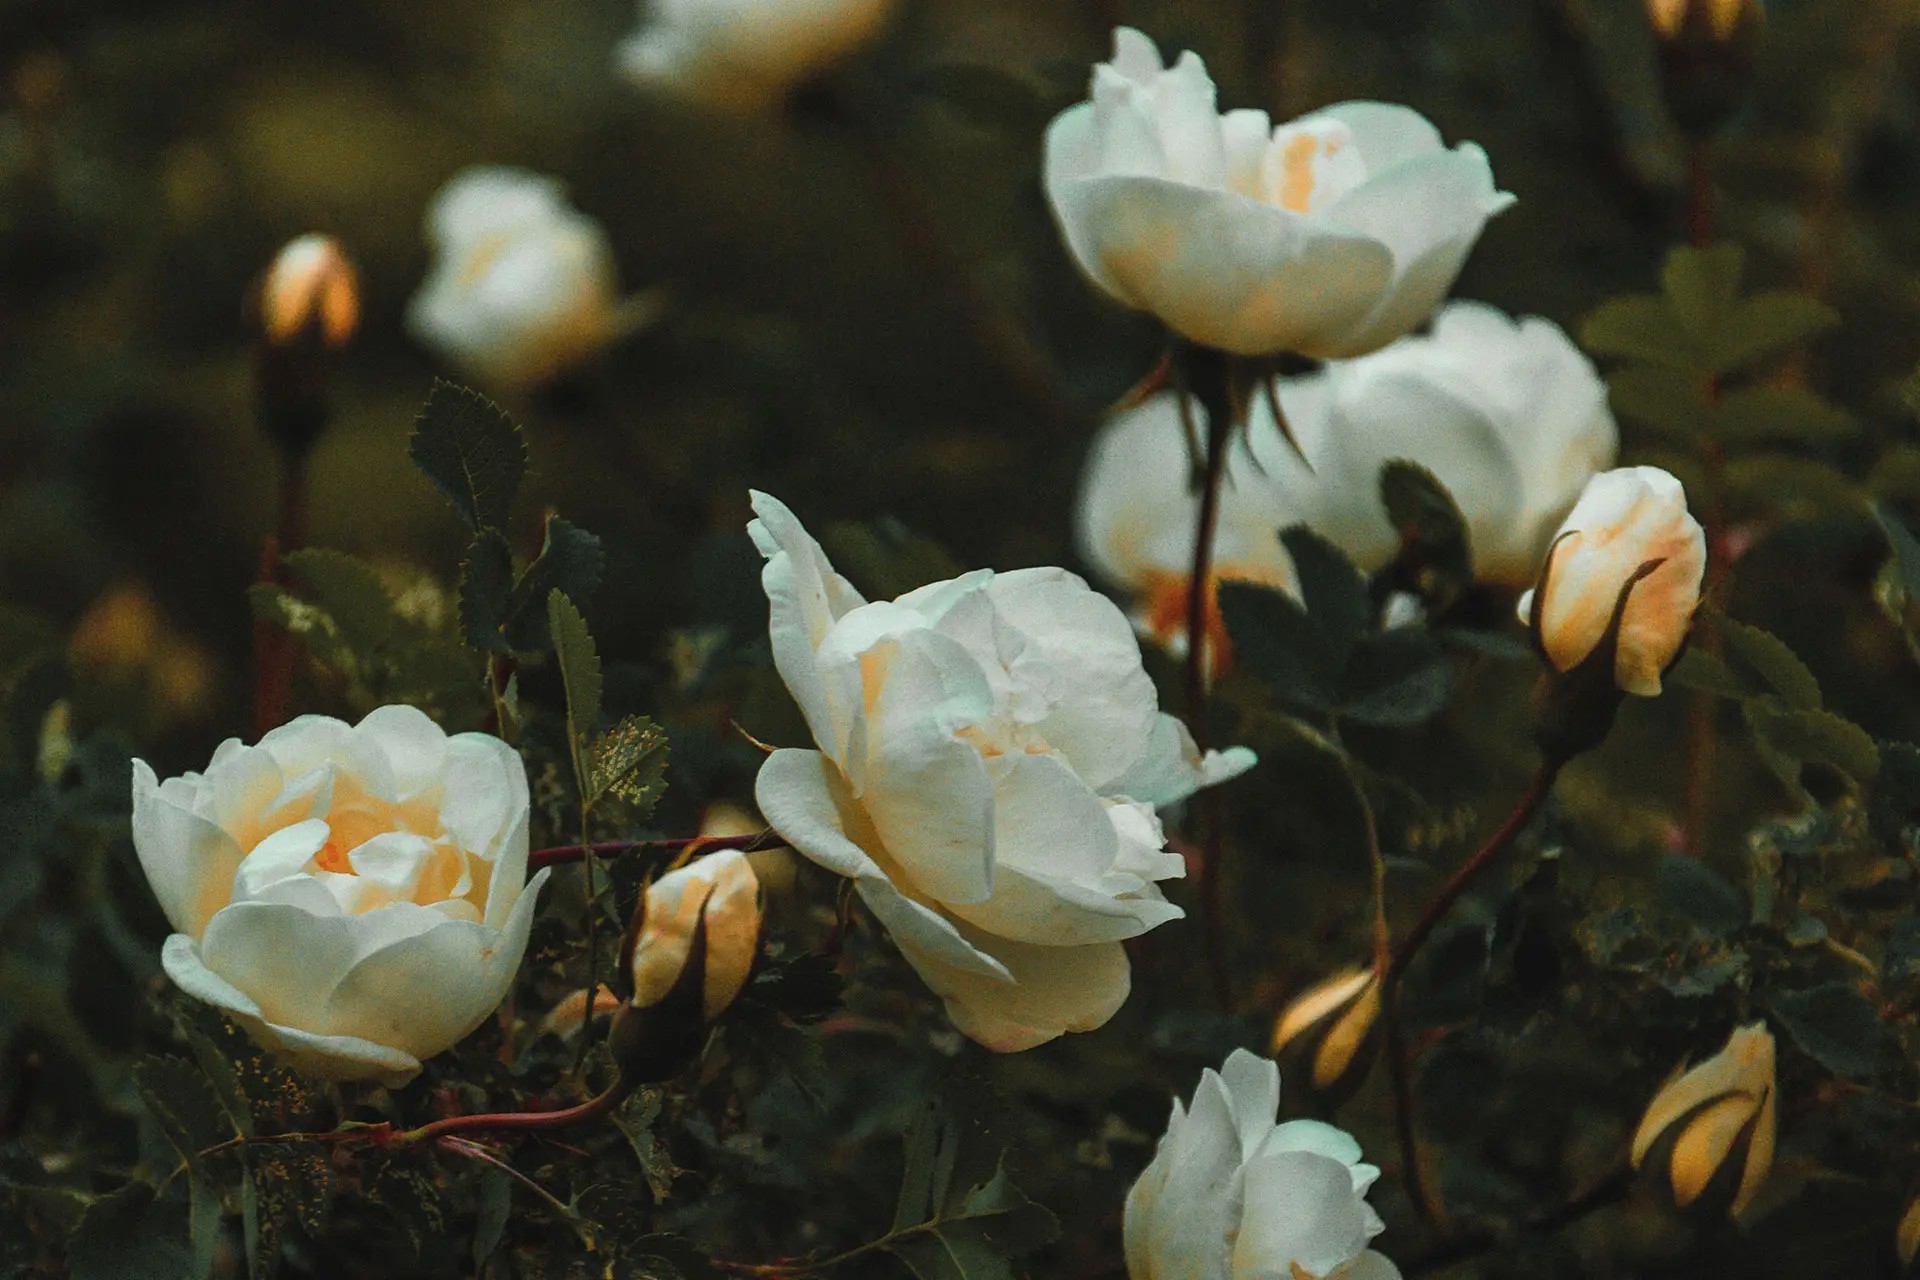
left=529, top=829, right=782, bottom=874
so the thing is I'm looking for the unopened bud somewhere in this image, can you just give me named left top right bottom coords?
left=1631, top=1022, right=1776, bottom=1219
left=260, top=234, right=359, bottom=350
left=1271, top=967, right=1382, bottom=1096
left=1899, top=1194, right=1920, bottom=1269
left=1647, top=0, right=1763, bottom=136
left=609, top=850, right=764, bottom=1082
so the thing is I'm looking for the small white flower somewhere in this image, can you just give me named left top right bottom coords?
left=132, top=706, right=547, bottom=1085
left=408, top=167, right=656, bottom=392
left=748, top=492, right=1253, bottom=1051
left=1517, top=466, right=1707, bottom=696
left=1044, top=28, right=1511, bottom=358
left=617, top=0, right=897, bottom=111
left=1267, top=301, right=1618, bottom=585
left=1126, top=1049, right=1401, bottom=1280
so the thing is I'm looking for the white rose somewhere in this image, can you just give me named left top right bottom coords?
left=746, top=491, right=1253, bottom=1051
left=1043, top=28, right=1512, bottom=359
left=407, top=167, right=656, bottom=393
left=1263, top=301, right=1618, bottom=584
left=1126, top=1049, right=1401, bottom=1280
left=1517, top=466, right=1707, bottom=696
left=617, top=0, right=897, bottom=111
left=1074, top=390, right=1300, bottom=656
left=132, top=706, right=548, bottom=1086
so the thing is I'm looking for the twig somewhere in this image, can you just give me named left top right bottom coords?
left=1184, top=366, right=1236, bottom=1012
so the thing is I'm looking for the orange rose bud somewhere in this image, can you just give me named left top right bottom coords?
left=260, top=234, right=359, bottom=350
left=1271, top=966, right=1382, bottom=1096
left=1631, top=1022, right=1776, bottom=1219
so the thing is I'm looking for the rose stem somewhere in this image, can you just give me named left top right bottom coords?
left=1180, top=353, right=1236, bottom=1012
left=393, top=1075, right=636, bottom=1146
left=528, top=829, right=780, bottom=874
left=251, top=446, right=308, bottom=738
left=1681, top=136, right=1724, bottom=856
left=1383, top=762, right=1560, bottom=989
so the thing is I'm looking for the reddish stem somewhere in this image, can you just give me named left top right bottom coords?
left=396, top=1078, right=633, bottom=1146
left=1184, top=391, right=1235, bottom=1012
left=1686, top=139, right=1715, bottom=249
left=528, top=829, right=780, bottom=874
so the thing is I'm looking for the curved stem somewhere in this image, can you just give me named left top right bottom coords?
left=1384, top=763, right=1560, bottom=989
left=1183, top=380, right=1235, bottom=1012
left=395, top=1076, right=635, bottom=1147
left=528, top=829, right=781, bottom=874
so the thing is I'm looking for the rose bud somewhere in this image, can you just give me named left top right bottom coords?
left=1520, top=466, right=1706, bottom=694
left=609, top=850, right=764, bottom=1081
left=1270, top=966, right=1382, bottom=1098
left=1900, top=1193, right=1920, bottom=1270
left=1646, top=0, right=1763, bottom=136
left=1631, top=1022, right=1776, bottom=1220
left=259, top=234, right=359, bottom=350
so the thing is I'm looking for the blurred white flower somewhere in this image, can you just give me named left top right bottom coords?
left=1126, top=1049, right=1400, bottom=1280
left=1268, top=301, right=1618, bottom=585
left=748, top=491, right=1253, bottom=1051
left=408, top=167, right=658, bottom=392
left=132, top=706, right=546, bottom=1085
left=1075, top=391, right=1299, bottom=660
left=1517, top=466, right=1707, bottom=696
left=617, top=0, right=897, bottom=111
left=1044, top=27, right=1511, bottom=358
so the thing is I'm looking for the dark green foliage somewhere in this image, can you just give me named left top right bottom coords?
left=409, top=382, right=528, bottom=537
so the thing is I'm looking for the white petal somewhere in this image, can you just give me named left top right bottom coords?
left=897, top=924, right=1131, bottom=1051
left=1218, top=1048, right=1282, bottom=1158
left=230, top=819, right=330, bottom=903
left=748, top=491, right=868, bottom=760
left=355, top=704, right=448, bottom=799
left=132, top=759, right=246, bottom=939
left=1232, top=1149, right=1376, bottom=1277
left=1106, top=714, right=1256, bottom=809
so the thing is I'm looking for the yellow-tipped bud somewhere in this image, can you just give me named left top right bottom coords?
left=260, top=233, right=359, bottom=350
left=1271, top=967, right=1382, bottom=1094
left=1631, top=1022, right=1776, bottom=1219
left=1647, top=0, right=1762, bottom=40
left=1899, top=1194, right=1920, bottom=1269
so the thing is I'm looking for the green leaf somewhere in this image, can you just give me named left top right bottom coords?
left=1217, top=581, right=1338, bottom=713
left=505, top=516, right=606, bottom=651
left=281, top=549, right=396, bottom=654
left=1746, top=701, right=1880, bottom=783
left=1720, top=618, right=1822, bottom=710
left=1341, top=631, right=1452, bottom=728
left=1873, top=504, right=1920, bottom=609
left=133, top=1055, right=236, bottom=1174
left=548, top=590, right=603, bottom=796
left=1662, top=243, right=1745, bottom=340
left=1722, top=455, right=1860, bottom=521
left=1769, top=983, right=1906, bottom=1082
left=1666, top=647, right=1750, bottom=699
left=1378, top=460, right=1472, bottom=606
left=1713, top=384, right=1855, bottom=447
left=67, top=1182, right=193, bottom=1280
left=459, top=531, right=515, bottom=655
left=1606, top=364, right=1710, bottom=442
left=1581, top=296, right=1697, bottom=370
left=1658, top=854, right=1745, bottom=936
left=472, top=1169, right=512, bottom=1269
left=244, top=1146, right=332, bottom=1278
left=885, top=1104, right=1058, bottom=1280
left=1710, top=292, right=1839, bottom=375
left=1281, top=526, right=1369, bottom=667
left=408, top=381, right=527, bottom=534
left=588, top=715, right=670, bottom=815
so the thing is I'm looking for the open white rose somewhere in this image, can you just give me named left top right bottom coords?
left=747, top=491, right=1253, bottom=1051
left=133, top=706, right=547, bottom=1086
left=408, top=167, right=656, bottom=393
left=1044, top=28, right=1512, bottom=359
left=1517, top=466, right=1707, bottom=696
left=1126, top=1049, right=1400, bottom=1280
left=1075, top=390, right=1300, bottom=658
left=617, top=0, right=897, bottom=111
left=1264, top=301, right=1618, bottom=584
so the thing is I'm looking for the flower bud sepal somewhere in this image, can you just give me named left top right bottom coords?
left=1653, top=0, right=1762, bottom=138
left=1529, top=549, right=1674, bottom=767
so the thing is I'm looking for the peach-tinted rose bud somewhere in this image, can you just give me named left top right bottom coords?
left=1647, top=0, right=1761, bottom=40
left=1518, top=467, right=1706, bottom=697
left=260, top=234, right=359, bottom=349
left=627, top=849, right=764, bottom=1021
left=1631, top=1022, right=1775, bottom=1219
left=1271, top=966, right=1381, bottom=1094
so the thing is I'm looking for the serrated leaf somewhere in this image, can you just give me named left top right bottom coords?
left=505, top=516, right=606, bottom=651
left=245, top=1146, right=332, bottom=1277
left=133, top=1055, right=236, bottom=1173
left=1662, top=243, right=1745, bottom=339
left=459, top=530, right=515, bottom=655
left=409, top=381, right=527, bottom=534
left=1606, top=364, right=1710, bottom=442
left=1581, top=296, right=1697, bottom=369
left=1747, top=701, right=1880, bottom=783
left=1770, top=983, right=1906, bottom=1082
left=1710, top=292, right=1839, bottom=375
left=1666, top=647, right=1750, bottom=699
left=1378, top=460, right=1472, bottom=605
left=1713, top=384, right=1855, bottom=446
left=1720, top=618, right=1822, bottom=710
left=588, top=715, right=669, bottom=814
left=548, top=590, right=602, bottom=797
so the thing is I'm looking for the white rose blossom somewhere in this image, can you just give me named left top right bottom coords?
left=747, top=491, right=1253, bottom=1051
left=1075, top=390, right=1300, bottom=656
left=1518, top=466, right=1707, bottom=696
left=1126, top=1049, right=1400, bottom=1280
left=1266, top=301, right=1619, bottom=585
left=407, top=166, right=658, bottom=393
left=1044, top=27, right=1513, bottom=359
left=132, top=706, right=547, bottom=1086
left=617, top=0, right=898, bottom=111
